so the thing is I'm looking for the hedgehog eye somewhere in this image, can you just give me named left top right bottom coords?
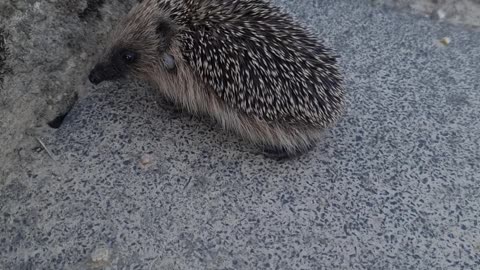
left=121, top=51, right=137, bottom=64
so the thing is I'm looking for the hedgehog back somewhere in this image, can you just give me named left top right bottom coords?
left=176, top=0, right=344, bottom=126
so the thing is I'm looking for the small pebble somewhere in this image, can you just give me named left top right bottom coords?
left=140, top=154, right=153, bottom=166
left=435, top=9, right=446, bottom=20
left=439, top=37, right=451, bottom=46
left=91, top=247, right=110, bottom=263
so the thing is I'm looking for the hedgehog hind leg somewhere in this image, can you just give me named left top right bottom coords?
left=260, top=124, right=320, bottom=160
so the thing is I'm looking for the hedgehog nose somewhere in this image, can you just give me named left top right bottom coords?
left=88, top=69, right=103, bottom=85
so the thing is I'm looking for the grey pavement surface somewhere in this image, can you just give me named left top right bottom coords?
left=1, top=0, right=480, bottom=269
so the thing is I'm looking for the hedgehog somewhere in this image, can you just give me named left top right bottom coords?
left=88, top=0, right=345, bottom=158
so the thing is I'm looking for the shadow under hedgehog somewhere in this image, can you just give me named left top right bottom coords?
left=88, top=0, right=345, bottom=159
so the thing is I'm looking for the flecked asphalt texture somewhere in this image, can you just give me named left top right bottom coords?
left=1, top=0, right=479, bottom=269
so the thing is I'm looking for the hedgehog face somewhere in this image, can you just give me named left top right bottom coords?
left=88, top=46, right=141, bottom=85
left=89, top=0, right=176, bottom=85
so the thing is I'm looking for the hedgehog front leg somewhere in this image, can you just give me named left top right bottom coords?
left=158, top=95, right=183, bottom=113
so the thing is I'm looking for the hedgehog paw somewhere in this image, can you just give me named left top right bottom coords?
left=159, top=97, right=182, bottom=113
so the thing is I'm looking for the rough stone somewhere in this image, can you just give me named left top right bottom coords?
left=0, top=0, right=136, bottom=182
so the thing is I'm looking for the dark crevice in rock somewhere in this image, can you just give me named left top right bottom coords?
left=78, top=0, right=106, bottom=20
left=47, top=93, right=79, bottom=129
left=0, top=27, right=11, bottom=89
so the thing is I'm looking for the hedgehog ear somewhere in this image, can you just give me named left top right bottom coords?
left=156, top=18, right=176, bottom=51
left=162, top=53, right=176, bottom=72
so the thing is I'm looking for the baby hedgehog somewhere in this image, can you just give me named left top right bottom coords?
left=88, top=0, right=345, bottom=158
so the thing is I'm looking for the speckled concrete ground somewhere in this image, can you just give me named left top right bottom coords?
left=1, top=0, right=480, bottom=269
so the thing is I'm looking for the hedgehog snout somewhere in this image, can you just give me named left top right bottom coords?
left=88, top=67, right=103, bottom=85
left=88, top=62, right=122, bottom=85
